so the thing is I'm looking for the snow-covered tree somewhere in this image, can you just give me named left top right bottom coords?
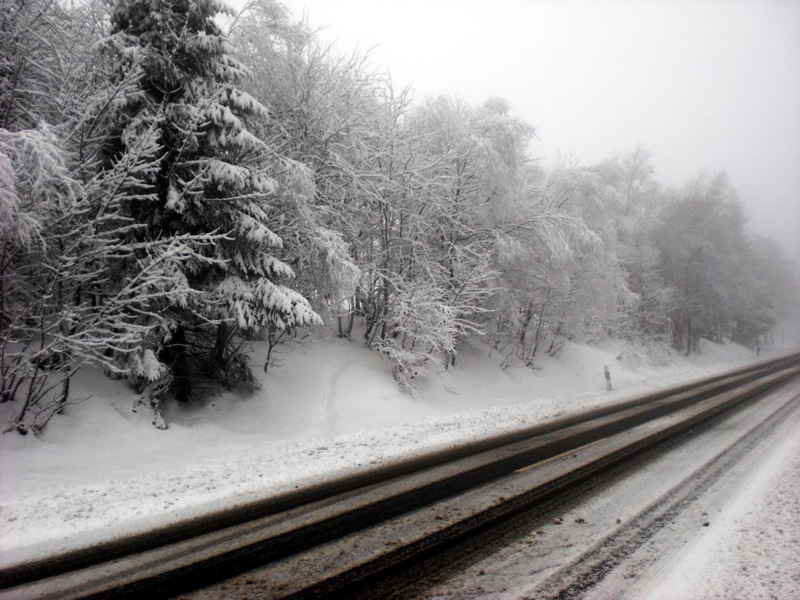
left=589, top=150, right=675, bottom=345
left=655, top=173, right=752, bottom=352
left=407, top=97, right=523, bottom=348
left=742, top=236, right=798, bottom=347
left=229, top=1, right=364, bottom=336
left=0, top=116, right=228, bottom=432
left=489, top=172, right=602, bottom=366
left=485, top=156, right=638, bottom=366
left=1, top=0, right=62, bottom=130
left=100, top=0, right=320, bottom=402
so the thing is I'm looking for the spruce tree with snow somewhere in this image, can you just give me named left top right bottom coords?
left=229, top=3, right=367, bottom=338
left=1, top=1, right=181, bottom=431
left=102, top=0, right=320, bottom=404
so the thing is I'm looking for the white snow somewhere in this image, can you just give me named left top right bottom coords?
left=643, top=419, right=800, bottom=600
left=0, top=333, right=790, bottom=587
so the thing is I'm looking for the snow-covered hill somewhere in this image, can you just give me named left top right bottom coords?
left=0, top=335, right=767, bottom=567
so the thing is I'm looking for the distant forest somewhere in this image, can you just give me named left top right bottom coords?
left=2, top=0, right=797, bottom=432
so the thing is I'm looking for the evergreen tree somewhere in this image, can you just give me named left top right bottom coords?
left=229, top=1, right=364, bottom=339
left=103, top=0, right=319, bottom=403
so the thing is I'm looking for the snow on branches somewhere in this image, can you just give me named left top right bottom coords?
left=97, top=0, right=321, bottom=410
left=0, top=123, right=228, bottom=432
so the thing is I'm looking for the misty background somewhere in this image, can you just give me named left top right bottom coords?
left=280, top=0, right=800, bottom=259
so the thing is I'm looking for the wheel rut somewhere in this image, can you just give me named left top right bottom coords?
left=523, top=389, right=800, bottom=600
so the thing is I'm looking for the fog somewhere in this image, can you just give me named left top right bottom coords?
left=280, top=0, right=800, bottom=259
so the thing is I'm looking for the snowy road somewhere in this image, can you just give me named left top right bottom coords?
left=0, top=344, right=800, bottom=597
left=170, top=363, right=800, bottom=600
left=351, top=376, right=800, bottom=599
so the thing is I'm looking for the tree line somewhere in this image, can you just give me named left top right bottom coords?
left=1, top=0, right=796, bottom=432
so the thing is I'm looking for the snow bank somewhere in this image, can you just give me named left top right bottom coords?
left=644, top=419, right=800, bottom=599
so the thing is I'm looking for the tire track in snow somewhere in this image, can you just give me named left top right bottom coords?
left=523, top=387, right=800, bottom=600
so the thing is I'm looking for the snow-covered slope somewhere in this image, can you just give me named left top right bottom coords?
left=0, top=335, right=768, bottom=567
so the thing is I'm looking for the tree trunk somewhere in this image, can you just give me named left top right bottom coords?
left=169, top=326, right=191, bottom=403
left=215, top=322, right=228, bottom=366
left=54, top=369, right=70, bottom=415
left=337, top=297, right=355, bottom=339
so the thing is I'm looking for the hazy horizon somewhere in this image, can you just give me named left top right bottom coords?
left=275, top=0, right=800, bottom=260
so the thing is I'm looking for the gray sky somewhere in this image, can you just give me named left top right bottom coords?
left=276, top=0, right=800, bottom=258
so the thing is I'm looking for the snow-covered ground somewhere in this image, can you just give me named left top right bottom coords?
left=0, top=333, right=786, bottom=576
left=642, top=426, right=800, bottom=600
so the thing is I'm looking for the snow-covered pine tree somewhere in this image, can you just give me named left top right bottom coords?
left=229, top=2, right=364, bottom=339
left=1, top=114, right=227, bottom=433
left=102, top=0, right=320, bottom=403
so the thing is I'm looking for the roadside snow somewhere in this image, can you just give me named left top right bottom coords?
left=0, top=335, right=776, bottom=569
left=643, top=417, right=800, bottom=600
